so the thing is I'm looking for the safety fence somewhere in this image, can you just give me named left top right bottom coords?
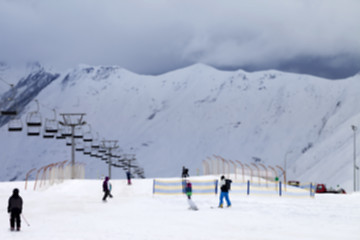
left=25, top=161, right=85, bottom=190
left=153, top=178, right=315, bottom=198
left=153, top=179, right=218, bottom=195
left=231, top=181, right=315, bottom=197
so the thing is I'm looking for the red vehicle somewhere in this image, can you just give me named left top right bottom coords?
left=315, top=184, right=346, bottom=194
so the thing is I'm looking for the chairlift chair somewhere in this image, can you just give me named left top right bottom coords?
left=66, top=137, right=72, bottom=146
left=75, top=140, right=84, bottom=151
left=74, top=126, right=83, bottom=139
left=90, top=149, right=98, bottom=157
left=27, top=126, right=40, bottom=136
left=26, top=112, right=42, bottom=126
left=44, top=120, right=58, bottom=133
left=44, top=123, right=57, bottom=133
left=1, top=84, right=18, bottom=116
left=1, top=109, right=18, bottom=116
left=43, top=115, right=57, bottom=138
left=26, top=100, right=42, bottom=127
left=83, top=132, right=93, bottom=142
left=56, top=130, right=65, bottom=139
left=76, top=146, right=84, bottom=152
left=91, top=132, right=100, bottom=148
left=82, top=124, right=93, bottom=142
left=61, top=125, right=72, bottom=137
left=8, top=118, right=23, bottom=132
left=91, top=142, right=100, bottom=149
left=83, top=147, right=91, bottom=155
left=43, top=129, right=55, bottom=138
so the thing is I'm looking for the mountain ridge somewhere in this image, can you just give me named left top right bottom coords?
left=1, top=63, right=359, bottom=191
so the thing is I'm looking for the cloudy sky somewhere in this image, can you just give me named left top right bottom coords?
left=0, top=0, right=359, bottom=79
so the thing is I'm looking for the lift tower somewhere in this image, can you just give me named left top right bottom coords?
left=59, top=113, right=86, bottom=179
left=101, top=140, right=119, bottom=179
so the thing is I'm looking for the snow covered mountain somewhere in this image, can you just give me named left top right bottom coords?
left=1, top=63, right=360, bottom=192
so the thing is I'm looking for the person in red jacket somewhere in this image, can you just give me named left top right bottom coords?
left=8, top=188, right=23, bottom=231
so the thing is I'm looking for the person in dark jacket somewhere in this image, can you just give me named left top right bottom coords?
left=7, top=188, right=23, bottom=231
left=126, top=171, right=132, bottom=185
left=182, top=166, right=189, bottom=178
left=102, top=177, right=111, bottom=201
left=218, top=175, right=231, bottom=208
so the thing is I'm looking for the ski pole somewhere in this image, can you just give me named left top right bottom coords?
left=21, top=214, right=30, bottom=227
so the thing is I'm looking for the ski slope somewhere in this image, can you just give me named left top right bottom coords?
left=1, top=178, right=359, bottom=240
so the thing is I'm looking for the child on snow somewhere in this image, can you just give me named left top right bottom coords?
left=185, top=180, right=192, bottom=199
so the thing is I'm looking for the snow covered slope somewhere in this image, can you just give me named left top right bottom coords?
left=0, top=63, right=360, bottom=192
left=1, top=179, right=359, bottom=240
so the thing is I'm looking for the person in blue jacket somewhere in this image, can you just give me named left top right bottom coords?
left=218, top=175, right=232, bottom=208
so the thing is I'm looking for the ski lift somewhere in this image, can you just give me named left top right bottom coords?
left=43, top=128, right=54, bottom=138
left=74, top=126, right=83, bottom=139
left=27, top=126, right=40, bottom=136
left=61, top=125, right=72, bottom=137
left=76, top=145, right=84, bottom=152
left=91, top=142, right=100, bottom=149
left=1, top=108, right=17, bottom=116
left=90, top=148, right=101, bottom=157
left=44, top=109, right=58, bottom=134
left=1, top=83, right=18, bottom=116
left=55, top=124, right=66, bottom=139
left=66, top=137, right=72, bottom=146
left=26, top=100, right=42, bottom=127
left=83, top=147, right=91, bottom=155
left=75, top=139, right=84, bottom=151
left=83, top=124, right=93, bottom=142
left=91, top=132, right=100, bottom=148
left=8, top=117, right=23, bottom=132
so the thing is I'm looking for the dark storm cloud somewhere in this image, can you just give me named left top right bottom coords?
left=0, top=0, right=359, bottom=79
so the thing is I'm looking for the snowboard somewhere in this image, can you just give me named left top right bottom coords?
left=187, top=199, right=198, bottom=211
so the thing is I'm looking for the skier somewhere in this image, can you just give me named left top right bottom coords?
left=126, top=170, right=132, bottom=185
left=182, top=166, right=189, bottom=178
left=7, top=188, right=23, bottom=231
left=102, top=177, right=112, bottom=201
left=218, top=175, right=232, bottom=208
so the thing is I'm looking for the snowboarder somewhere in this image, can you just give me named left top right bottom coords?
left=102, top=177, right=112, bottom=201
left=126, top=170, right=132, bottom=185
left=182, top=166, right=189, bottom=178
left=184, top=180, right=198, bottom=210
left=218, top=175, right=232, bottom=208
left=7, top=188, right=23, bottom=231
left=185, top=180, right=192, bottom=199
